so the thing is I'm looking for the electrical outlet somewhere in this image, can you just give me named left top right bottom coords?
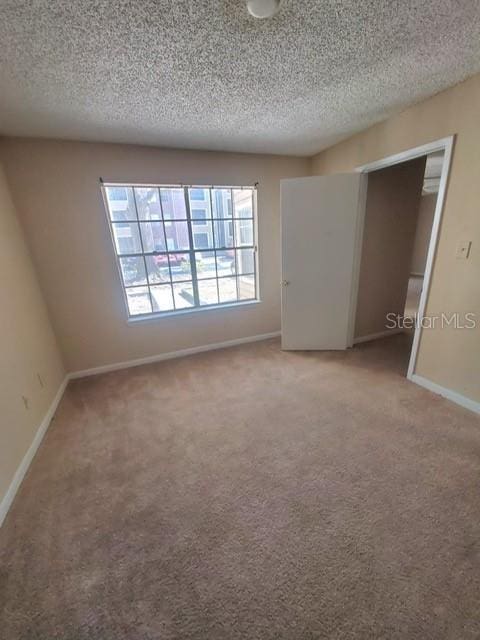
left=456, top=240, right=472, bottom=260
left=22, top=395, right=30, bottom=410
left=37, top=373, right=44, bottom=388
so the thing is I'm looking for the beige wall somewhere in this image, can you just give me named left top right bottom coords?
left=311, top=73, right=480, bottom=402
left=410, top=193, right=437, bottom=276
left=0, top=139, right=308, bottom=372
left=355, top=158, right=425, bottom=339
left=0, top=161, right=65, bottom=505
left=2, top=72, right=479, bottom=404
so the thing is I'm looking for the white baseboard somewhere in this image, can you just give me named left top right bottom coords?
left=0, top=376, right=69, bottom=528
left=353, top=329, right=404, bottom=345
left=410, top=374, right=480, bottom=415
left=69, top=331, right=281, bottom=379
left=0, top=332, right=280, bottom=526
left=2, top=340, right=476, bottom=529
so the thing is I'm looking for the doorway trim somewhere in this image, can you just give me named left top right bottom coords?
left=354, top=135, right=455, bottom=381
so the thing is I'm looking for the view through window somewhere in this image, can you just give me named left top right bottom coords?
left=103, top=184, right=258, bottom=317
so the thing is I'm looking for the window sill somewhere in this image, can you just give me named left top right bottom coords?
left=127, top=299, right=262, bottom=325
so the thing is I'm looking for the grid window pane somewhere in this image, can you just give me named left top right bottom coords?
left=105, top=184, right=257, bottom=317
left=238, top=274, right=255, bottom=300
left=198, top=279, right=219, bottom=306
left=168, top=253, right=192, bottom=282
left=145, top=255, right=171, bottom=284
left=235, top=219, right=254, bottom=246
left=236, top=248, right=255, bottom=275
left=196, top=251, right=216, bottom=279
left=214, top=219, right=234, bottom=248
left=135, top=188, right=162, bottom=220
left=233, top=189, right=253, bottom=218
left=189, top=188, right=212, bottom=220
left=105, top=186, right=137, bottom=221
left=218, top=276, right=238, bottom=303
left=216, top=250, right=235, bottom=277
left=212, top=189, right=233, bottom=218
left=193, top=221, right=214, bottom=249
left=190, top=188, right=206, bottom=201
left=164, top=221, right=190, bottom=250
left=160, top=188, right=187, bottom=220
left=112, top=222, right=142, bottom=255
left=119, top=256, right=147, bottom=287
left=126, top=287, right=152, bottom=315
left=173, top=282, right=195, bottom=309
left=140, top=222, right=166, bottom=253
left=151, top=284, right=175, bottom=312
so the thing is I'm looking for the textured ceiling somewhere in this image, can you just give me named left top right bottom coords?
left=1, top=1, right=480, bottom=156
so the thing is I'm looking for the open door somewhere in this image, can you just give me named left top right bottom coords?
left=281, top=174, right=367, bottom=350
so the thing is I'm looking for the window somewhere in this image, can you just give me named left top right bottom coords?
left=103, top=184, right=258, bottom=318
left=192, top=209, right=208, bottom=224
left=189, top=188, right=207, bottom=201
left=193, top=231, right=210, bottom=249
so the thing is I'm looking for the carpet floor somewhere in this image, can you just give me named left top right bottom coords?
left=1, top=336, right=480, bottom=639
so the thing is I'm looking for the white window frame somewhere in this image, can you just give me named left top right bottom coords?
left=101, top=183, right=259, bottom=321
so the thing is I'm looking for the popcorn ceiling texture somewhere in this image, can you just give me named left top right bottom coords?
left=1, top=0, right=480, bottom=155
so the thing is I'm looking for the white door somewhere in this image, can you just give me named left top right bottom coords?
left=281, top=174, right=367, bottom=350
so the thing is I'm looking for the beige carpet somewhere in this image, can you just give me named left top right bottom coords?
left=1, top=336, right=480, bottom=639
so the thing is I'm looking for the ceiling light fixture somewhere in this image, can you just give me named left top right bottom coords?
left=246, top=0, right=282, bottom=19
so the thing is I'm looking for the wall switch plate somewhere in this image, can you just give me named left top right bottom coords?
left=456, top=240, right=472, bottom=260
